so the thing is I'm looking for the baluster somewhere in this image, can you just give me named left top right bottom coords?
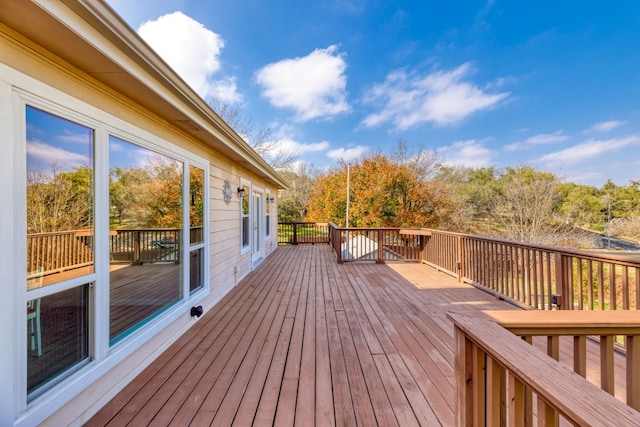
left=600, top=335, right=615, bottom=394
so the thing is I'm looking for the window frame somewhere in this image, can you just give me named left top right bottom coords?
left=265, top=191, right=271, bottom=240
left=240, top=179, right=251, bottom=254
left=10, top=85, right=210, bottom=416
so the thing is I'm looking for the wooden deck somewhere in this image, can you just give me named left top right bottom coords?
left=86, top=244, right=627, bottom=426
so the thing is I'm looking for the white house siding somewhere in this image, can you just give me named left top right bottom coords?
left=0, top=2, right=285, bottom=426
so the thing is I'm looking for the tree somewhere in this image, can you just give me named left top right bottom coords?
left=27, top=164, right=93, bottom=233
left=600, top=180, right=640, bottom=240
left=491, top=166, right=562, bottom=243
left=109, top=157, right=183, bottom=229
left=206, top=95, right=298, bottom=170
left=557, top=182, right=600, bottom=228
left=434, top=166, right=500, bottom=233
left=277, top=163, right=319, bottom=222
left=305, top=153, right=451, bottom=228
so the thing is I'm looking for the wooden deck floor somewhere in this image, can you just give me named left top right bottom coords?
left=86, top=244, right=624, bottom=426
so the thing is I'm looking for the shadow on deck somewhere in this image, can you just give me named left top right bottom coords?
left=86, top=244, right=625, bottom=426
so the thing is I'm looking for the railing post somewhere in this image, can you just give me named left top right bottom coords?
left=335, top=227, right=343, bottom=263
left=292, top=223, right=298, bottom=245
left=133, top=230, right=141, bottom=264
left=377, top=229, right=384, bottom=263
left=627, top=335, right=640, bottom=411
left=454, top=325, right=474, bottom=427
left=457, top=235, right=464, bottom=283
left=554, top=252, right=572, bottom=310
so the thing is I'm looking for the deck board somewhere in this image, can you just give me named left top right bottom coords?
left=86, top=244, right=627, bottom=426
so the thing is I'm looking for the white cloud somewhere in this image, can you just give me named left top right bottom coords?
left=537, top=136, right=640, bottom=165
left=438, top=139, right=495, bottom=168
left=362, top=62, right=509, bottom=130
left=326, top=145, right=368, bottom=162
left=209, top=76, right=242, bottom=103
left=58, top=130, right=92, bottom=145
left=265, top=138, right=330, bottom=156
left=255, top=45, right=351, bottom=121
left=505, top=130, right=569, bottom=151
left=525, top=131, right=569, bottom=145
left=584, top=120, right=627, bottom=133
left=27, top=141, right=90, bottom=171
left=138, top=12, right=241, bottom=102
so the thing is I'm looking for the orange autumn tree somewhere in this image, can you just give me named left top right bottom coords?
left=305, top=153, right=452, bottom=228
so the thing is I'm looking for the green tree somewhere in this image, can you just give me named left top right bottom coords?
left=27, top=164, right=93, bottom=233
left=492, top=166, right=562, bottom=243
left=109, top=157, right=183, bottom=229
left=435, top=166, right=499, bottom=233
left=277, top=164, right=319, bottom=222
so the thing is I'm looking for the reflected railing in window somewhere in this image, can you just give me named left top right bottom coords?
left=108, top=136, right=184, bottom=344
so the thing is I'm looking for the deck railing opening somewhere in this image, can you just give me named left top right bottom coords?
left=278, top=222, right=330, bottom=245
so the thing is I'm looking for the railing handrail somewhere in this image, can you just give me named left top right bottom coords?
left=27, top=227, right=194, bottom=281
left=448, top=311, right=640, bottom=426
left=484, top=309, right=640, bottom=335
left=278, top=222, right=330, bottom=245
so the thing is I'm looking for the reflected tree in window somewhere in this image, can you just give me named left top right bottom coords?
left=25, top=106, right=92, bottom=398
left=109, top=136, right=183, bottom=343
left=189, top=166, right=205, bottom=293
left=241, top=184, right=250, bottom=248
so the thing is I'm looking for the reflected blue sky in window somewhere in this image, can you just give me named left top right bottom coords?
left=109, top=135, right=159, bottom=169
left=26, top=106, right=92, bottom=173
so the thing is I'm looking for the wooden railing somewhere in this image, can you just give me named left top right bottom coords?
left=278, top=222, right=330, bottom=245
left=328, top=223, right=426, bottom=263
left=27, top=228, right=197, bottom=282
left=448, top=311, right=640, bottom=426
left=109, top=228, right=181, bottom=264
left=423, top=229, right=640, bottom=312
left=295, top=224, right=640, bottom=312
left=27, top=230, right=94, bottom=279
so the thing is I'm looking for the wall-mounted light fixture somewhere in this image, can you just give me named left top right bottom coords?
left=237, top=187, right=246, bottom=198
left=268, top=197, right=275, bottom=203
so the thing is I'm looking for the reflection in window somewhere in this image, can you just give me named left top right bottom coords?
left=189, top=247, right=204, bottom=293
left=109, top=136, right=183, bottom=344
left=241, top=184, right=250, bottom=249
left=189, top=166, right=204, bottom=246
left=26, top=106, right=94, bottom=288
left=265, top=193, right=271, bottom=238
left=25, top=106, right=93, bottom=399
left=189, top=166, right=205, bottom=294
left=27, top=285, right=89, bottom=400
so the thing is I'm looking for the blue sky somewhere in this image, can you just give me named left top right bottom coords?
left=105, top=0, right=640, bottom=187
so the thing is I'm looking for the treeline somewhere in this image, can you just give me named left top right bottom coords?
left=279, top=147, right=640, bottom=249
left=26, top=157, right=190, bottom=234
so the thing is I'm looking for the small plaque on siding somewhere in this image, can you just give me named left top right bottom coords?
left=223, top=179, right=232, bottom=205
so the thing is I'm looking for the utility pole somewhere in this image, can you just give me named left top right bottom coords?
left=346, top=163, right=350, bottom=229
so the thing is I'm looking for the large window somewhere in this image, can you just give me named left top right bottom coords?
left=25, top=106, right=93, bottom=399
left=189, top=166, right=205, bottom=294
left=108, top=136, right=184, bottom=343
left=22, top=101, right=208, bottom=401
left=265, top=192, right=271, bottom=239
left=240, top=183, right=250, bottom=250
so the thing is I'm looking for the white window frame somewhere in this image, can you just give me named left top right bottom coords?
left=239, top=179, right=251, bottom=254
left=265, top=191, right=272, bottom=240
left=4, top=73, right=210, bottom=425
left=186, top=164, right=208, bottom=296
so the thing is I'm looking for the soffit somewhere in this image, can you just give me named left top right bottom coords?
left=0, top=0, right=288, bottom=189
